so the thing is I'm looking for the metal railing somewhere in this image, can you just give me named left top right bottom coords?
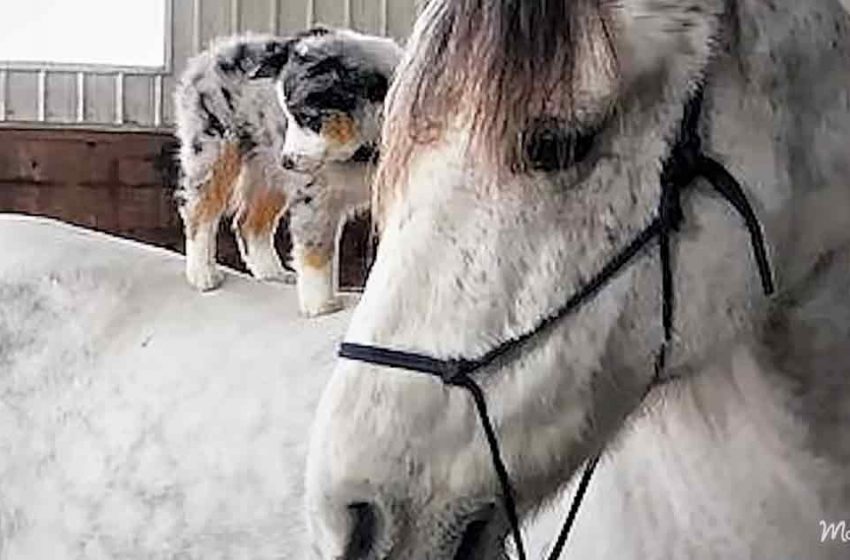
left=0, top=0, right=414, bottom=133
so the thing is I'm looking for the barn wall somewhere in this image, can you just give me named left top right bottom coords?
left=0, top=0, right=420, bottom=132
left=0, top=129, right=180, bottom=246
left=0, top=0, right=413, bottom=288
left=0, top=127, right=372, bottom=288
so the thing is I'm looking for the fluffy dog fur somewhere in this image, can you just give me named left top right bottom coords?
left=174, top=28, right=401, bottom=316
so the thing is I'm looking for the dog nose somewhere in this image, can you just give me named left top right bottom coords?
left=281, top=154, right=296, bottom=170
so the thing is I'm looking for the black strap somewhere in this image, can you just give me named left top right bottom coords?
left=336, top=88, right=775, bottom=560
left=545, top=454, right=600, bottom=559
left=697, top=156, right=775, bottom=295
left=450, top=375, right=527, bottom=560
left=338, top=217, right=665, bottom=384
left=338, top=342, right=478, bottom=382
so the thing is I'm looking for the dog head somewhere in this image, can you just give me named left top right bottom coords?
left=252, top=27, right=402, bottom=171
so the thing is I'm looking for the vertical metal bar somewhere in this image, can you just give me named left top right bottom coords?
left=269, top=0, right=279, bottom=33
left=231, top=0, right=241, bottom=33
left=306, top=0, right=315, bottom=27
left=153, top=75, right=163, bottom=128
left=0, top=70, right=7, bottom=122
left=76, top=72, right=85, bottom=123
left=344, top=0, right=352, bottom=27
left=37, top=69, right=47, bottom=122
left=192, top=0, right=202, bottom=54
left=115, top=72, right=125, bottom=126
left=380, top=0, right=388, bottom=35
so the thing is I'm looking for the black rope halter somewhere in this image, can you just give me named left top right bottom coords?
left=338, top=88, right=775, bottom=560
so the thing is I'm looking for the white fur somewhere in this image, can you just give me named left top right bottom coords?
left=184, top=215, right=223, bottom=291
left=306, top=1, right=850, bottom=558
left=0, top=216, right=352, bottom=559
left=295, top=253, right=340, bottom=318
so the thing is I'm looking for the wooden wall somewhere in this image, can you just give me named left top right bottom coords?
left=0, top=128, right=372, bottom=288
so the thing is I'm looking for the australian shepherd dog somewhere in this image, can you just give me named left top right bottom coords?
left=174, top=27, right=401, bottom=316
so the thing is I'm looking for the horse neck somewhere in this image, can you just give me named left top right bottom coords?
left=563, top=343, right=850, bottom=560
left=638, top=0, right=850, bottom=511
left=704, top=0, right=850, bottom=421
left=706, top=0, right=850, bottom=222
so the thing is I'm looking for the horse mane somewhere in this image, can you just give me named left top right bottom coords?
left=374, top=0, right=619, bottom=222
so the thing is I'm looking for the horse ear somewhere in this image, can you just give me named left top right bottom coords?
left=250, top=40, right=294, bottom=79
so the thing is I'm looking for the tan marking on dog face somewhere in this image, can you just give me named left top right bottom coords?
left=321, top=113, right=358, bottom=146
left=187, top=143, right=241, bottom=238
left=240, top=188, right=288, bottom=237
left=300, top=247, right=331, bottom=269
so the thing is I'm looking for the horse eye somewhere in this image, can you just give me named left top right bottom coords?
left=523, top=119, right=597, bottom=172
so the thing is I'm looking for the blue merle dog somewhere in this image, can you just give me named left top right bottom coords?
left=175, top=27, right=401, bottom=316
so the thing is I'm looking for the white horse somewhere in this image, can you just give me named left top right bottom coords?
left=306, top=1, right=850, bottom=558
left=0, top=216, right=351, bottom=559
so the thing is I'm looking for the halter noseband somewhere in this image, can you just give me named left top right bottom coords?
left=338, top=88, right=775, bottom=560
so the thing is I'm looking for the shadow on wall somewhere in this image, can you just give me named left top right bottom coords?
left=0, top=128, right=372, bottom=289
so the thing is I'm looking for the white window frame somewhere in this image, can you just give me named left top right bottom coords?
left=0, top=0, right=173, bottom=76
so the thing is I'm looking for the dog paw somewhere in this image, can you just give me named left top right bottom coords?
left=250, top=265, right=295, bottom=284
left=186, top=265, right=224, bottom=292
left=299, top=296, right=344, bottom=318
left=262, top=269, right=298, bottom=284
left=246, top=254, right=295, bottom=284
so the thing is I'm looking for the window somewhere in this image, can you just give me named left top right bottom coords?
left=0, top=0, right=169, bottom=72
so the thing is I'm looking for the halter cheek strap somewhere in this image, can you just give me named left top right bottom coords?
left=338, top=87, right=775, bottom=560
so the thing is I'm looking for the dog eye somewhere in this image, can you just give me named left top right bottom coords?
left=523, top=118, right=597, bottom=172
left=363, top=72, right=389, bottom=103
left=290, top=108, right=323, bottom=133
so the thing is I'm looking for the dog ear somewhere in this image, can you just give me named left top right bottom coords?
left=250, top=40, right=294, bottom=79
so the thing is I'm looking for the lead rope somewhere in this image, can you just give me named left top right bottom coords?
left=543, top=88, right=774, bottom=560
left=543, top=92, right=700, bottom=560
left=338, top=86, right=775, bottom=560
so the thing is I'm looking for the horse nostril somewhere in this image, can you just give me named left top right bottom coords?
left=453, top=504, right=495, bottom=560
left=453, top=518, right=491, bottom=560
left=344, top=502, right=379, bottom=559
left=281, top=154, right=296, bottom=170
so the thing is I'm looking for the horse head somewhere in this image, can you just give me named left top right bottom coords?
left=306, top=1, right=850, bottom=558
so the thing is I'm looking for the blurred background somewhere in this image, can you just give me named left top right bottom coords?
left=0, top=0, right=420, bottom=288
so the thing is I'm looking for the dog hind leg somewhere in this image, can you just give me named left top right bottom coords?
left=235, top=174, right=291, bottom=282
left=181, top=142, right=241, bottom=291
